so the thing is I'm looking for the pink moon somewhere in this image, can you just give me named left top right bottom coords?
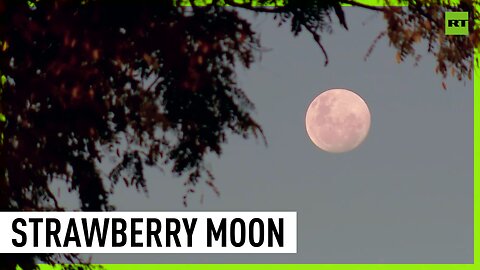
left=305, top=89, right=371, bottom=153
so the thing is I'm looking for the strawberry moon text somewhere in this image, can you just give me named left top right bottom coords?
left=1, top=212, right=296, bottom=253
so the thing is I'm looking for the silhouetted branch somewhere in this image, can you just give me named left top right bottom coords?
left=341, top=0, right=387, bottom=12
left=305, top=25, right=329, bottom=66
left=45, top=186, right=64, bottom=211
left=224, top=0, right=286, bottom=13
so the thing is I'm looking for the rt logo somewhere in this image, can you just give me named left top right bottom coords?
left=445, top=12, right=469, bottom=35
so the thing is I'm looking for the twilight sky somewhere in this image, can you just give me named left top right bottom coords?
left=84, top=7, right=473, bottom=263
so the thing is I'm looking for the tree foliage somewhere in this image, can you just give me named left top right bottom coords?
left=375, top=0, right=479, bottom=87
left=0, top=0, right=478, bottom=269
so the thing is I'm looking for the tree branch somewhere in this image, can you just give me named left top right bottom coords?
left=413, top=5, right=442, bottom=28
left=146, top=75, right=162, bottom=92
left=304, top=25, right=329, bottom=66
left=340, top=0, right=387, bottom=12
left=45, top=186, right=64, bottom=211
left=223, top=0, right=286, bottom=13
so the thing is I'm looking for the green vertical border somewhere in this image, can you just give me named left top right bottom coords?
left=38, top=0, right=478, bottom=269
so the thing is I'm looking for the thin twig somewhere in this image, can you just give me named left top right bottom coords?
left=223, top=0, right=286, bottom=13
left=364, top=30, right=386, bottom=60
left=146, top=75, right=162, bottom=92
left=341, top=0, right=387, bottom=12
left=304, top=25, right=329, bottom=66
left=45, top=186, right=64, bottom=210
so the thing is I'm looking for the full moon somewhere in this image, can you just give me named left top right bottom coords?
left=305, top=88, right=371, bottom=153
